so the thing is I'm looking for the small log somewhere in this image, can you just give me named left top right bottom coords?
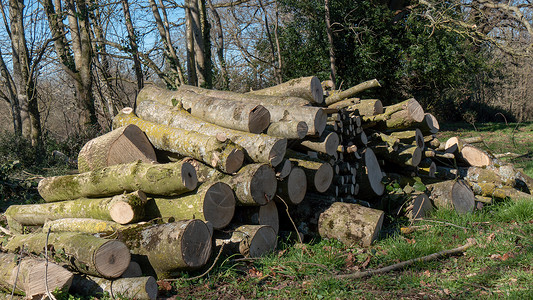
left=0, top=253, right=73, bottom=298
left=276, top=167, right=307, bottom=205
left=248, top=76, right=324, bottom=104
left=327, top=97, right=360, bottom=110
left=275, top=159, right=292, bottom=180
left=389, top=129, right=424, bottom=149
left=405, top=193, right=433, bottom=220
left=121, top=261, right=143, bottom=278
left=3, top=232, right=131, bottom=278
left=216, top=225, right=277, bottom=258
left=43, top=218, right=127, bottom=235
left=285, top=150, right=334, bottom=193
left=416, top=113, right=439, bottom=134
left=462, top=136, right=483, bottom=144
left=365, top=98, right=425, bottom=131
left=298, top=131, right=340, bottom=156
left=418, top=158, right=437, bottom=177
left=5, top=191, right=147, bottom=227
left=146, top=182, right=235, bottom=229
left=460, top=144, right=493, bottom=167
left=344, top=99, right=384, bottom=116
left=357, top=148, right=385, bottom=197
left=266, top=119, right=308, bottom=139
left=325, top=79, right=381, bottom=105
left=118, top=220, right=212, bottom=279
left=262, top=104, right=327, bottom=136
left=373, top=143, right=422, bottom=167
left=368, top=131, right=400, bottom=150
left=136, top=100, right=287, bottom=166
left=318, top=202, right=384, bottom=247
left=233, top=201, right=279, bottom=234
left=38, top=160, right=197, bottom=202
left=113, top=108, right=244, bottom=173
left=426, top=180, right=475, bottom=214
left=70, top=275, right=157, bottom=300
left=78, top=124, right=156, bottom=173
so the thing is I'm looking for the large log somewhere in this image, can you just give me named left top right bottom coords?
left=70, top=275, right=157, bottom=300
left=0, top=253, right=73, bottom=298
left=468, top=182, right=533, bottom=201
left=216, top=225, right=277, bottom=258
left=389, top=129, right=424, bottom=149
left=113, top=108, right=244, bottom=173
left=43, top=218, right=127, bottom=235
left=276, top=167, right=307, bottom=205
left=146, top=182, right=235, bottom=229
left=266, top=119, right=308, bottom=139
left=38, top=160, right=197, bottom=202
left=233, top=201, right=279, bottom=234
left=426, top=180, right=475, bottom=214
left=445, top=137, right=493, bottom=167
left=5, top=191, right=148, bottom=227
left=248, top=76, right=324, bottom=104
left=78, top=124, right=157, bottom=173
left=325, top=79, right=382, bottom=105
left=417, top=113, right=439, bottom=134
left=318, top=202, right=384, bottom=247
left=117, top=220, right=212, bottom=279
left=3, top=232, right=131, bottom=278
left=137, top=85, right=270, bottom=133
left=338, top=99, right=384, bottom=116
left=136, top=100, right=287, bottom=166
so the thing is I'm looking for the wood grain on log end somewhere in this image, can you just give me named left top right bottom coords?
left=204, top=182, right=235, bottom=229
left=409, top=194, right=433, bottom=219
left=27, top=261, right=74, bottom=298
left=222, top=148, right=245, bottom=174
left=259, top=201, right=279, bottom=234
left=315, top=163, right=334, bottom=193
left=314, top=109, right=327, bottom=136
left=407, top=98, right=425, bottom=122
left=296, top=121, right=309, bottom=139
left=364, top=148, right=385, bottom=196
left=275, top=159, right=292, bottom=179
left=121, top=261, right=143, bottom=278
left=423, top=113, right=439, bottom=134
left=249, top=105, right=271, bottom=134
left=461, top=145, right=492, bottom=167
left=269, top=138, right=288, bottom=167
left=245, top=225, right=278, bottom=258
left=324, top=132, right=340, bottom=156
left=452, top=180, right=476, bottom=214
left=94, top=240, right=131, bottom=278
left=110, top=191, right=147, bottom=224
left=310, top=76, right=324, bottom=104
left=181, top=162, right=199, bottom=191
left=181, top=220, right=214, bottom=268
left=251, top=164, right=278, bottom=205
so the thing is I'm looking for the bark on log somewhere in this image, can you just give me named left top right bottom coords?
left=43, top=218, right=127, bottom=235
left=78, top=124, right=157, bottom=173
left=70, top=275, right=157, bottom=300
left=389, top=129, right=424, bottom=149
left=3, top=232, right=131, bottom=278
left=260, top=104, right=327, bottom=136
left=113, top=108, right=244, bottom=173
left=233, top=201, right=279, bottom=234
left=325, top=79, right=381, bottom=105
left=286, top=156, right=333, bottom=193
left=416, top=113, right=439, bottom=134
left=298, top=131, right=339, bottom=156
left=5, top=191, right=148, bottom=226
left=38, top=160, right=197, bottom=202
left=467, top=182, right=533, bottom=201
left=117, top=220, right=212, bottom=279
left=266, top=119, right=308, bottom=139
left=327, top=97, right=360, bottom=110
left=318, top=202, right=384, bottom=247
left=0, top=253, right=73, bottom=298
left=215, top=225, right=277, bottom=258
left=146, top=182, right=235, bottom=229
left=373, top=143, right=422, bottom=167
left=344, top=99, right=384, bottom=116
left=364, top=98, right=425, bottom=131
left=137, top=85, right=271, bottom=133
left=248, top=76, right=324, bottom=104
left=426, top=180, right=475, bottom=214
left=136, top=100, right=286, bottom=167
left=276, top=167, right=307, bottom=205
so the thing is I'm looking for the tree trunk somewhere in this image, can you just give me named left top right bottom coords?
left=135, top=100, right=286, bottom=167
left=207, top=0, right=229, bottom=89
left=121, top=0, right=144, bottom=90
left=426, top=180, right=475, bottom=214
left=325, top=79, right=381, bottom=105
left=5, top=191, right=147, bottom=228
left=78, top=124, right=157, bottom=172
left=117, top=220, right=212, bottom=279
left=324, top=0, right=336, bottom=90
left=233, top=201, right=279, bottom=234
left=145, top=182, right=235, bottom=229
left=70, top=275, right=157, bottom=300
left=318, top=202, right=384, bottom=247
left=38, top=159, right=198, bottom=202
left=3, top=232, right=131, bottom=278
left=248, top=76, right=324, bottom=104
left=216, top=225, right=277, bottom=258
left=113, top=108, right=244, bottom=173
left=276, top=167, right=307, bottom=205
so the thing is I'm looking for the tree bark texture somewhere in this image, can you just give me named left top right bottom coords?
left=70, top=275, right=157, bottom=300
left=325, top=79, right=381, bottom=105
left=248, top=76, right=324, bottom=104
left=216, top=225, right=277, bottom=258
left=43, top=218, right=128, bottom=235
left=364, top=98, right=425, bottom=131
left=343, top=99, right=384, bottom=116
left=426, top=180, right=475, bottom=214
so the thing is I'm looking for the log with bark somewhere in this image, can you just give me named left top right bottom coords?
left=416, top=113, right=439, bottom=134
left=113, top=108, right=244, bottom=173
left=43, top=218, right=128, bottom=235
left=342, top=99, right=384, bottom=116
left=389, top=129, right=425, bottom=149
left=78, top=124, right=157, bottom=173
left=215, top=225, right=277, bottom=258
left=363, top=98, right=425, bottom=131
left=0, top=252, right=73, bottom=298
left=260, top=104, right=327, bottom=136
left=297, top=131, right=339, bottom=156
left=373, top=143, right=422, bottom=167
left=318, top=202, right=384, bottom=247
left=266, top=119, right=308, bottom=139
left=276, top=167, right=307, bottom=205
left=426, top=180, right=475, bottom=214
left=285, top=152, right=334, bottom=193
left=356, top=148, right=385, bottom=197
left=70, top=275, right=157, bottom=300
left=38, top=159, right=197, bottom=202
left=468, top=182, right=533, bottom=201
left=248, top=76, right=324, bottom=104
left=137, top=85, right=271, bottom=134
left=444, top=137, right=493, bottom=167
left=2, top=232, right=131, bottom=278
left=233, top=201, right=280, bottom=234
left=325, top=79, right=381, bottom=105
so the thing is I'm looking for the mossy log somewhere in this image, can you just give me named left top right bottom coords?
left=113, top=108, right=244, bottom=173
left=260, top=104, right=327, bottom=136
left=0, top=252, right=73, bottom=298
left=367, top=131, right=400, bottom=150
left=416, top=113, right=439, bottom=134
left=5, top=191, right=147, bottom=227
left=418, top=158, right=437, bottom=177
left=343, top=99, right=384, bottom=116
left=266, top=119, right=308, bottom=139
left=71, top=275, right=157, bottom=300
left=364, top=98, right=425, bottom=131
left=318, top=202, right=384, bottom=247
left=248, top=76, right=324, bottom=104
left=286, top=156, right=333, bottom=193
left=78, top=124, right=156, bottom=173
left=38, top=160, right=197, bottom=202
left=3, top=232, right=131, bottom=278
left=389, top=129, right=425, bottom=149
left=276, top=167, right=307, bottom=205
left=462, top=164, right=533, bottom=193
left=233, top=201, right=279, bottom=234
left=146, top=182, right=235, bottom=229
left=43, top=218, right=128, bottom=235
left=467, top=182, right=533, bottom=201
left=426, top=180, right=475, bottom=214
left=215, top=225, right=277, bottom=258
left=297, top=131, right=339, bottom=156
left=117, top=220, right=212, bottom=279
left=136, top=85, right=270, bottom=134
left=373, top=143, right=422, bottom=167
left=327, top=97, right=360, bottom=110
left=325, top=79, right=381, bottom=105
left=135, top=100, right=286, bottom=166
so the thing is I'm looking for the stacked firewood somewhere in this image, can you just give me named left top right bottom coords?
left=1, top=76, right=532, bottom=299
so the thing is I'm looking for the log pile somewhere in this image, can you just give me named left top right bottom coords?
left=1, top=76, right=532, bottom=299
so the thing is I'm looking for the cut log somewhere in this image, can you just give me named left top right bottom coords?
left=121, top=261, right=143, bottom=278
left=389, top=129, right=424, bottom=149
left=404, top=193, right=433, bottom=220
left=38, top=159, right=197, bottom=202
left=5, top=191, right=147, bottom=226
left=43, top=218, right=127, bottom=235
left=467, top=182, right=533, bottom=201
left=216, top=225, right=277, bottom=258
left=260, top=104, right=327, bottom=136
left=70, top=275, right=157, bottom=300
left=248, top=76, right=323, bottom=104
left=0, top=252, right=73, bottom=298
left=327, top=97, right=360, bottom=110
left=325, top=79, right=381, bottom=105
left=418, top=158, right=437, bottom=177
left=233, top=201, right=279, bottom=234
left=276, top=167, right=307, bottom=205
left=298, top=131, right=339, bottom=156
left=146, top=182, right=235, bottom=229
left=357, top=148, right=385, bottom=197
left=275, top=159, right=292, bottom=179
left=3, top=232, right=131, bottom=278
left=460, top=145, right=493, bottom=167
left=118, top=220, right=212, bottom=279
left=136, top=100, right=286, bottom=167
left=373, top=143, right=422, bottom=167
left=318, top=202, right=384, bottom=247
left=462, top=136, right=483, bottom=144
left=266, top=119, right=308, bottom=139
left=286, top=156, right=333, bottom=193
left=364, top=98, right=425, bottom=131
left=137, top=85, right=270, bottom=133
left=416, top=113, right=439, bottom=134
left=344, top=99, right=384, bottom=116
left=426, top=180, right=475, bottom=214
left=368, top=131, right=400, bottom=150
left=113, top=108, right=244, bottom=173
left=78, top=124, right=157, bottom=173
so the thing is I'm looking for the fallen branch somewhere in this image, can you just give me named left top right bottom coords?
left=335, top=239, right=475, bottom=280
